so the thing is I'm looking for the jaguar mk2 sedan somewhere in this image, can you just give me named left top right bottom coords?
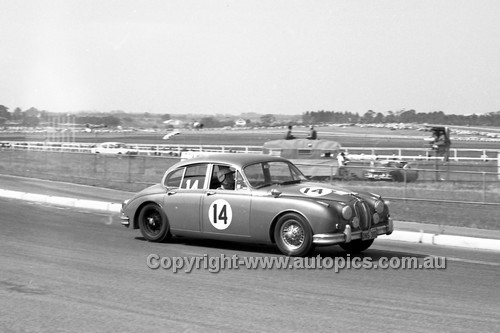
left=120, top=154, right=393, bottom=256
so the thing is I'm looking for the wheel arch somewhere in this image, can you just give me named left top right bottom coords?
left=132, top=200, right=165, bottom=229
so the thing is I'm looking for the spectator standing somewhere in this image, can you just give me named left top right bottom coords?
left=337, top=152, right=348, bottom=166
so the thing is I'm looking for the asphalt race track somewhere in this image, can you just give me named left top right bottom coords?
left=1, top=198, right=499, bottom=332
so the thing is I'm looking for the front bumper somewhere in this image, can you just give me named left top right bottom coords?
left=120, top=213, right=130, bottom=227
left=313, top=218, right=393, bottom=245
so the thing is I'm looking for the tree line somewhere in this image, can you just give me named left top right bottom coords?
left=0, top=106, right=121, bottom=127
left=2, top=105, right=500, bottom=128
left=302, top=109, right=500, bottom=127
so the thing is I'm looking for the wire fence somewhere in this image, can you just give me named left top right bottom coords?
left=0, top=147, right=499, bottom=206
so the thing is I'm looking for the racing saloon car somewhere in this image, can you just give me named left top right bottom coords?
left=120, top=154, right=393, bottom=256
left=363, top=160, right=419, bottom=182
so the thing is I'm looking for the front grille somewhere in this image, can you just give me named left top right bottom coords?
left=354, top=201, right=371, bottom=230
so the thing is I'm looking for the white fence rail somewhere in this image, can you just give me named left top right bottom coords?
left=3, top=141, right=499, bottom=162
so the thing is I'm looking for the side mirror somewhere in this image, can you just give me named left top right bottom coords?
left=270, top=188, right=282, bottom=197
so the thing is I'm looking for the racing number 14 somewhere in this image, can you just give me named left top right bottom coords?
left=208, top=199, right=233, bottom=230
left=303, top=188, right=323, bottom=195
left=212, top=203, right=228, bottom=224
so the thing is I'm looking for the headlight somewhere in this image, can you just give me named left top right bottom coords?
left=341, top=206, right=352, bottom=220
left=122, top=199, right=130, bottom=210
left=374, top=200, right=385, bottom=214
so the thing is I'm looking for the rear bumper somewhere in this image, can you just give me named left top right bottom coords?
left=313, top=218, right=393, bottom=245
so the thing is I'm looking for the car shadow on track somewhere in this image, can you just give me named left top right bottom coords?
left=135, top=236, right=282, bottom=255
left=315, top=246, right=429, bottom=261
left=135, top=236, right=428, bottom=260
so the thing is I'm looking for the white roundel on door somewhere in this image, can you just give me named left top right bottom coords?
left=208, top=199, right=233, bottom=230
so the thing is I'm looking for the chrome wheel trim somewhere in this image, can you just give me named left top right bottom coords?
left=280, top=220, right=305, bottom=250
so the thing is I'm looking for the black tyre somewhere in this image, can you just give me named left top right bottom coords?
left=339, top=239, right=374, bottom=253
left=274, top=213, right=312, bottom=256
left=138, top=203, right=170, bottom=242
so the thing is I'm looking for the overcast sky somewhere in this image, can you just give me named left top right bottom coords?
left=1, top=0, right=499, bottom=116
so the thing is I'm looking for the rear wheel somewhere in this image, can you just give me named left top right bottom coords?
left=339, top=239, right=374, bottom=253
left=274, top=213, right=312, bottom=256
left=138, top=203, right=170, bottom=242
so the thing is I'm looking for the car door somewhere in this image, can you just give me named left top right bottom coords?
left=162, top=163, right=209, bottom=233
left=201, top=165, right=251, bottom=238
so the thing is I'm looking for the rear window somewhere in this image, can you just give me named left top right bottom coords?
left=164, top=164, right=208, bottom=190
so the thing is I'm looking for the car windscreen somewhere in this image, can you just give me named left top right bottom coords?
left=243, top=161, right=307, bottom=188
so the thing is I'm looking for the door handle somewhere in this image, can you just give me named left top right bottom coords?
left=206, top=191, right=216, bottom=196
left=167, top=191, right=176, bottom=196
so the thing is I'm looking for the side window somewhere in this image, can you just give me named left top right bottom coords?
left=234, top=171, right=249, bottom=191
left=244, top=163, right=265, bottom=187
left=209, top=165, right=248, bottom=191
left=164, top=168, right=184, bottom=189
left=181, top=164, right=208, bottom=190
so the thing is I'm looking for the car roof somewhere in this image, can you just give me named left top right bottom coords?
left=174, top=153, right=288, bottom=169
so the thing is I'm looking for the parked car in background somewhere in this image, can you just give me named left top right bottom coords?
left=0, top=141, right=11, bottom=149
left=120, top=153, right=393, bottom=256
left=363, top=160, right=419, bottom=182
left=91, top=142, right=138, bottom=155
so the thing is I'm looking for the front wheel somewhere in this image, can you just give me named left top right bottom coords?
left=274, top=213, right=312, bottom=256
left=339, top=239, right=374, bottom=253
left=138, top=203, right=170, bottom=242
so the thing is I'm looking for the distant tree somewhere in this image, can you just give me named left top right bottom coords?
left=76, top=115, right=121, bottom=127
left=102, top=115, right=121, bottom=127
left=200, top=116, right=219, bottom=128
left=260, top=114, right=276, bottom=126
left=361, top=110, right=375, bottom=123
left=24, top=107, right=40, bottom=117
left=374, top=112, right=384, bottom=123
left=385, top=111, right=396, bottom=123
left=12, top=107, right=22, bottom=121
left=0, top=105, right=10, bottom=120
left=22, top=116, right=40, bottom=127
left=302, top=111, right=313, bottom=124
left=398, top=109, right=415, bottom=123
left=0, top=117, right=7, bottom=126
left=39, top=110, right=49, bottom=122
left=161, top=114, right=171, bottom=121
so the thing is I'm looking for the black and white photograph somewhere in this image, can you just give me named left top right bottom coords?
left=1, top=1, right=499, bottom=332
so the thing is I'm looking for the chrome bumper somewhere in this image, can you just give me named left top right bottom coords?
left=120, top=214, right=130, bottom=227
left=313, top=218, right=393, bottom=245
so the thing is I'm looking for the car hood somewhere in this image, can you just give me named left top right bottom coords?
left=262, top=182, right=381, bottom=203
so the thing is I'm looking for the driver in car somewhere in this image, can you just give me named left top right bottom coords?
left=217, top=167, right=235, bottom=190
